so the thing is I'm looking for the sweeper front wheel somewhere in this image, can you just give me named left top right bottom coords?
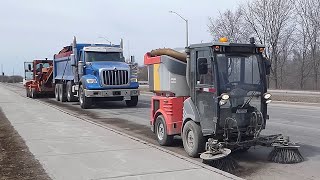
left=182, top=121, right=205, bottom=157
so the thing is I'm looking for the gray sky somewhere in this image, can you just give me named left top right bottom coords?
left=0, top=0, right=243, bottom=76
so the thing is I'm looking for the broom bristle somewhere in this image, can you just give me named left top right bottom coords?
left=268, top=147, right=304, bottom=164
left=203, top=156, right=239, bottom=172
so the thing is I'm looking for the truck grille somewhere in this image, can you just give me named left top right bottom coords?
left=102, top=70, right=129, bottom=86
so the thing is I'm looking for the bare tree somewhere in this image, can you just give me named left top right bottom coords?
left=305, top=0, right=320, bottom=89
left=242, top=0, right=295, bottom=89
left=208, top=7, right=251, bottom=43
left=294, top=0, right=320, bottom=90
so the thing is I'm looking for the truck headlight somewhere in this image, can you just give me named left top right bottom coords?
left=86, top=79, right=97, bottom=84
left=131, top=77, right=138, bottom=82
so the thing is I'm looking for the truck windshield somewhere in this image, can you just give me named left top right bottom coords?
left=85, top=52, right=123, bottom=62
left=217, top=54, right=262, bottom=92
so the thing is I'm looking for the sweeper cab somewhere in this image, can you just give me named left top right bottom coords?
left=144, top=38, right=303, bottom=172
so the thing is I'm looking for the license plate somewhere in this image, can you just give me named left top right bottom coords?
left=236, top=109, right=247, bottom=114
left=113, top=91, right=121, bottom=96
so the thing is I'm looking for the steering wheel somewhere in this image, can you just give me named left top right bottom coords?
left=223, top=81, right=241, bottom=89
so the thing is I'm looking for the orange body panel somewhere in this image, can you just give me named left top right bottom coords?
left=144, top=53, right=161, bottom=65
left=24, top=60, right=54, bottom=94
left=151, top=96, right=188, bottom=135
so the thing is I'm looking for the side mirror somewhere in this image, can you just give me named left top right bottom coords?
left=28, top=64, right=32, bottom=71
left=197, top=58, right=208, bottom=75
left=70, top=54, right=76, bottom=66
left=264, top=58, right=271, bottom=75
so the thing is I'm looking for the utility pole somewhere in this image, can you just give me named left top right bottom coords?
left=1, top=64, right=3, bottom=83
left=13, top=67, right=15, bottom=83
left=169, top=11, right=189, bottom=47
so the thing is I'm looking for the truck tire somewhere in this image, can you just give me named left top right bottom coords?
left=67, top=81, right=77, bottom=102
left=59, top=84, right=67, bottom=102
left=182, top=121, right=205, bottom=157
left=26, top=88, right=30, bottom=98
left=55, top=84, right=60, bottom=101
left=79, top=84, right=92, bottom=109
left=125, top=96, right=138, bottom=107
left=30, top=88, right=37, bottom=99
left=155, top=115, right=174, bottom=146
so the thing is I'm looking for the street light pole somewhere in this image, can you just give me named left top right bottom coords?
left=169, top=11, right=189, bottom=47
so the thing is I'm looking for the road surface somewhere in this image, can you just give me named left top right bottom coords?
left=3, top=83, right=320, bottom=180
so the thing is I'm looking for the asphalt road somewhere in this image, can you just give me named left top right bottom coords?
left=3, top=83, right=320, bottom=180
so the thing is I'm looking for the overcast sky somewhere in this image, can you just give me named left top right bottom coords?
left=0, top=0, right=244, bottom=76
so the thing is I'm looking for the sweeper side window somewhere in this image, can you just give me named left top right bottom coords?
left=196, top=50, right=215, bottom=87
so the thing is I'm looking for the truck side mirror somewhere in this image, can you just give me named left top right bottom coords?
left=197, top=58, right=208, bottom=75
left=28, top=64, right=32, bottom=71
left=264, top=58, right=271, bottom=75
left=70, top=54, right=76, bottom=66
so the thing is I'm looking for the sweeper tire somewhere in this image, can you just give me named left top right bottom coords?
left=182, top=121, right=205, bottom=157
left=155, top=115, right=173, bottom=146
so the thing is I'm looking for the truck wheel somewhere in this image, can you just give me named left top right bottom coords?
left=125, top=96, right=138, bottom=107
left=55, top=84, right=60, bottom=101
left=67, top=82, right=77, bottom=102
left=26, top=88, right=30, bottom=98
left=182, top=121, right=205, bottom=157
left=30, top=88, right=37, bottom=99
left=79, top=84, right=92, bottom=109
left=59, top=84, right=67, bottom=102
left=155, top=115, right=173, bottom=146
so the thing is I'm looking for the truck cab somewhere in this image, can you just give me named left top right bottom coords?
left=53, top=37, right=139, bottom=109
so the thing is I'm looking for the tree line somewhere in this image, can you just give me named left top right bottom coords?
left=0, top=75, right=23, bottom=83
left=208, top=0, right=320, bottom=90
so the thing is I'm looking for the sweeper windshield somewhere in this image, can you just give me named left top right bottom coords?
left=217, top=54, right=262, bottom=92
left=216, top=54, right=264, bottom=129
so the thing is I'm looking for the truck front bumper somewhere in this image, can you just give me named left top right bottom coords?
left=84, top=89, right=139, bottom=99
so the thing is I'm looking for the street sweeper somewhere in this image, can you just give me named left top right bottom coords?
left=144, top=37, right=303, bottom=172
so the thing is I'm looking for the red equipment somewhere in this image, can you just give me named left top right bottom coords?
left=24, top=59, right=54, bottom=98
left=151, top=95, right=186, bottom=136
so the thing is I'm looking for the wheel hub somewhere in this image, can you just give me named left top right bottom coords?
left=79, top=88, right=84, bottom=104
left=157, top=123, right=164, bottom=140
left=186, top=130, right=195, bottom=149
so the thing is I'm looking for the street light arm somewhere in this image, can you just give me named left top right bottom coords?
left=169, top=11, right=187, bottom=22
left=98, top=36, right=112, bottom=45
left=169, top=10, right=189, bottom=47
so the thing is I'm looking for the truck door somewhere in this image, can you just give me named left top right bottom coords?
left=194, top=49, right=218, bottom=136
left=24, top=62, right=34, bottom=80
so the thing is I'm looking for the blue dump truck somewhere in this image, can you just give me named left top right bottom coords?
left=53, top=37, right=139, bottom=109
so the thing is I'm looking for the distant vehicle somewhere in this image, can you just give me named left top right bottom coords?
left=53, top=37, right=139, bottom=109
left=24, top=59, right=54, bottom=98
